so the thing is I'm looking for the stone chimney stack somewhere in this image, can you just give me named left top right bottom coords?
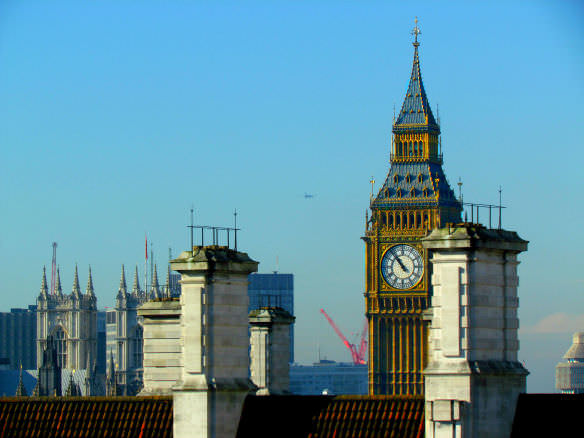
left=138, top=299, right=182, bottom=395
left=422, top=224, right=528, bottom=438
left=249, top=307, right=295, bottom=395
left=171, top=246, right=258, bottom=438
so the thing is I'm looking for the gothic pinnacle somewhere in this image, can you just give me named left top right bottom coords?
left=86, top=266, right=95, bottom=297
left=72, top=264, right=81, bottom=298
left=151, top=264, right=160, bottom=299
left=119, top=264, right=127, bottom=293
left=40, top=266, right=49, bottom=297
left=55, top=267, right=63, bottom=296
left=165, top=264, right=172, bottom=298
left=15, top=363, right=27, bottom=397
left=132, top=266, right=141, bottom=296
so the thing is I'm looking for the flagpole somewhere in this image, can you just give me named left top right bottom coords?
left=145, top=233, right=148, bottom=297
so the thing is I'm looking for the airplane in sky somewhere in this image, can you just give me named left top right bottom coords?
left=304, top=193, right=315, bottom=199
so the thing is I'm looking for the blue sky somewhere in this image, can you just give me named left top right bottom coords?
left=0, top=1, right=583, bottom=392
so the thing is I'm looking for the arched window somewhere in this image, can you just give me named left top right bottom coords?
left=409, top=141, right=413, bottom=156
left=396, top=214, right=401, bottom=228
left=419, top=142, right=424, bottom=156
left=50, top=326, right=67, bottom=369
left=416, top=212, right=422, bottom=227
left=131, top=325, right=144, bottom=369
left=414, top=141, right=418, bottom=156
left=393, top=174, right=399, bottom=184
left=398, top=142, right=403, bottom=156
left=388, top=214, right=394, bottom=228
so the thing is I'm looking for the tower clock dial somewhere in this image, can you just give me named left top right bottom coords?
left=381, top=244, right=424, bottom=290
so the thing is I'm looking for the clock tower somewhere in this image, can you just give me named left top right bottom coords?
left=363, top=23, right=462, bottom=395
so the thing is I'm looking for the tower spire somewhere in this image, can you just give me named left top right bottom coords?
left=393, top=19, right=438, bottom=133
left=71, top=265, right=81, bottom=298
left=390, top=18, right=441, bottom=164
left=86, top=266, right=95, bottom=297
left=40, top=266, right=49, bottom=298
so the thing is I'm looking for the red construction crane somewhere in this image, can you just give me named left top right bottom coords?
left=320, top=308, right=367, bottom=365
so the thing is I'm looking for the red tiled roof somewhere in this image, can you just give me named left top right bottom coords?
left=236, top=395, right=424, bottom=438
left=0, top=396, right=172, bottom=438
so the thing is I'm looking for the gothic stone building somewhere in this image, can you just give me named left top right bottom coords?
left=36, top=266, right=97, bottom=372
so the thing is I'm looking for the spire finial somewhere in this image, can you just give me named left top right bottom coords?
left=411, top=16, right=421, bottom=46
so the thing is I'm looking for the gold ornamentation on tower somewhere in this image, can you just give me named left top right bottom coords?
left=363, top=21, right=461, bottom=395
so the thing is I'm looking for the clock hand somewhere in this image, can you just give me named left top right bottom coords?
left=394, top=256, right=408, bottom=272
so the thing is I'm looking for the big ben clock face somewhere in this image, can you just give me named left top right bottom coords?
left=381, top=244, right=424, bottom=290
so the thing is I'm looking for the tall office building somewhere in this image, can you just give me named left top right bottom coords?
left=363, top=25, right=461, bottom=395
left=36, top=266, right=97, bottom=371
left=0, top=305, right=36, bottom=369
left=556, top=332, right=584, bottom=394
left=248, top=273, right=294, bottom=363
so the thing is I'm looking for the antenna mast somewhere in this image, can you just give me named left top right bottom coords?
left=144, top=234, right=148, bottom=297
left=234, top=209, right=238, bottom=251
left=50, top=242, right=57, bottom=295
left=189, top=206, right=194, bottom=249
left=498, top=186, right=503, bottom=229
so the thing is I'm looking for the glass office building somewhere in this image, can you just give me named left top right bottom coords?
left=248, top=273, right=294, bottom=363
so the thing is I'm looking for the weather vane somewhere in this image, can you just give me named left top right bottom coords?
left=411, top=17, right=421, bottom=45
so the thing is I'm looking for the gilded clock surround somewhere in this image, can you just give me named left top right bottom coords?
left=379, top=244, right=424, bottom=290
left=363, top=28, right=461, bottom=395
